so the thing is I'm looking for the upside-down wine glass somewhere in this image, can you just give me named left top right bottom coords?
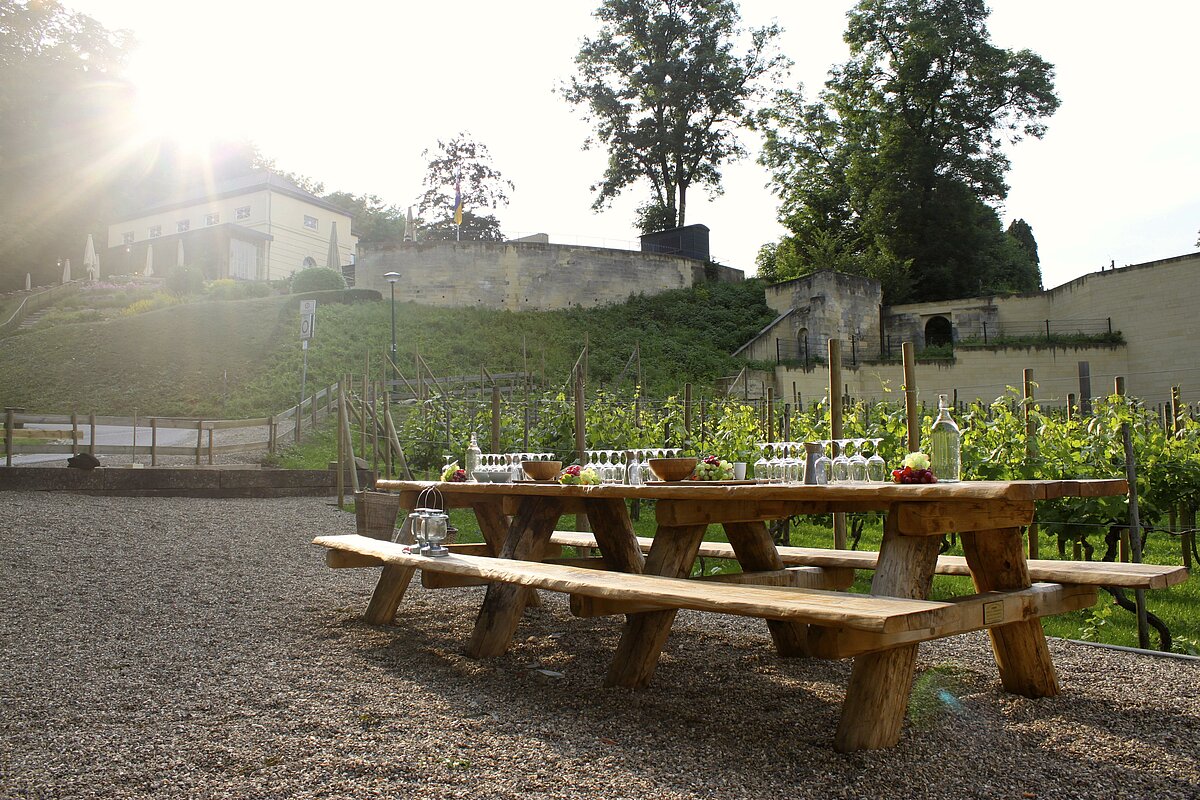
left=866, top=438, right=888, bottom=483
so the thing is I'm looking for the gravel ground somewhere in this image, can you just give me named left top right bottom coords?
left=2, top=491, right=1197, bottom=800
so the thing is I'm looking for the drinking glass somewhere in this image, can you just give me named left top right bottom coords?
left=754, top=443, right=771, bottom=483
left=866, top=439, right=888, bottom=482
left=849, top=438, right=869, bottom=483
left=831, top=439, right=851, bottom=483
left=813, top=440, right=832, bottom=485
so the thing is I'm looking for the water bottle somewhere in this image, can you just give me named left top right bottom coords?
left=930, top=394, right=961, bottom=482
left=465, top=433, right=481, bottom=481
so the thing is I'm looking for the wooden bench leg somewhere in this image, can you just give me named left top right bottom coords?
left=835, top=515, right=940, bottom=752
left=605, top=524, right=707, bottom=689
left=466, top=498, right=562, bottom=658
left=364, top=512, right=414, bottom=625
left=723, top=521, right=810, bottom=656
left=962, top=528, right=1059, bottom=698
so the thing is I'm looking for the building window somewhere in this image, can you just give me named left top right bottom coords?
left=235, top=206, right=251, bottom=221
left=148, top=225, right=161, bottom=238
left=177, top=220, right=190, bottom=233
left=303, top=215, right=318, bottom=231
left=205, top=213, right=220, bottom=226
left=302, top=256, right=317, bottom=267
left=122, top=231, right=135, bottom=244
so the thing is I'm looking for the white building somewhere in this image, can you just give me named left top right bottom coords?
left=106, top=172, right=358, bottom=282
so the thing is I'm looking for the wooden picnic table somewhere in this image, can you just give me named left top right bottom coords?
left=325, top=477, right=1137, bottom=751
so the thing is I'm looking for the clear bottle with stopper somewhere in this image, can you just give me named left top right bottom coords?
left=465, top=433, right=481, bottom=481
left=930, top=394, right=961, bottom=482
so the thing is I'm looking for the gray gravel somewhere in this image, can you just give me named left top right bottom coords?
left=2, top=491, right=1197, bottom=800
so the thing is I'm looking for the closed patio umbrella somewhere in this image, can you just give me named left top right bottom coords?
left=61, top=257, right=70, bottom=283
left=83, top=234, right=98, bottom=281
left=326, top=222, right=340, bottom=269
left=144, top=245, right=154, bottom=277
left=405, top=206, right=414, bottom=242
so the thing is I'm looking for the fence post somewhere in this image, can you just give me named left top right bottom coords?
left=336, top=380, right=346, bottom=509
left=3, top=408, right=12, bottom=467
left=491, top=386, right=501, bottom=452
left=574, top=369, right=590, bottom=540
left=765, top=386, right=773, bottom=442
left=1171, top=385, right=1182, bottom=435
left=1023, top=369, right=1039, bottom=559
left=71, top=412, right=79, bottom=457
left=89, top=413, right=96, bottom=457
left=151, top=418, right=158, bottom=466
left=195, top=420, right=203, bottom=465
left=684, top=383, right=693, bottom=436
left=207, top=428, right=214, bottom=465
left=268, top=415, right=276, bottom=457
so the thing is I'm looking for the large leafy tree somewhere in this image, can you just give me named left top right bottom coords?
left=756, top=0, right=1056, bottom=302
left=562, top=0, right=787, bottom=232
left=417, top=132, right=512, bottom=242
left=0, top=0, right=135, bottom=290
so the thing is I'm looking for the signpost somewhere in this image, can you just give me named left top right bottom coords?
left=298, top=301, right=316, bottom=441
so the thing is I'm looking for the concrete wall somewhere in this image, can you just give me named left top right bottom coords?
left=356, top=240, right=743, bottom=311
left=755, top=253, right=1200, bottom=408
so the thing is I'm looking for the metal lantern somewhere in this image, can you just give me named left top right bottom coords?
left=413, top=486, right=450, bottom=557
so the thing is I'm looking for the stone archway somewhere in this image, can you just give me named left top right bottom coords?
left=924, top=315, right=953, bottom=348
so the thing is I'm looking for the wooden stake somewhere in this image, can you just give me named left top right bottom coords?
left=1115, top=376, right=1150, bottom=649
left=829, top=339, right=846, bottom=550
left=901, top=342, right=919, bottom=453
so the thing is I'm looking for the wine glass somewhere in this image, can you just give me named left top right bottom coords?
left=813, top=440, right=832, bottom=485
left=754, top=443, right=771, bottom=483
left=849, top=438, right=869, bottom=483
left=866, top=438, right=888, bottom=482
left=831, top=439, right=851, bottom=483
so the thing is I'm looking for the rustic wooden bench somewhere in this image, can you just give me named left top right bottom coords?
left=315, top=532, right=1099, bottom=659
left=547, top=531, right=1191, bottom=591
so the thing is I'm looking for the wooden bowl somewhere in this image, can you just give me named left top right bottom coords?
left=521, top=460, right=562, bottom=481
left=648, top=457, right=698, bottom=482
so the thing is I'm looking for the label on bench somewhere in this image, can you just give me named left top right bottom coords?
left=982, top=601, right=1004, bottom=626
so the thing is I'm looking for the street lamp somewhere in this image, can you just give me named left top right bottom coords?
left=385, top=271, right=400, bottom=394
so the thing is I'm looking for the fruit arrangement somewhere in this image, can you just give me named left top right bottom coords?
left=691, top=455, right=735, bottom=481
left=558, top=464, right=601, bottom=486
left=440, top=462, right=467, bottom=482
left=892, top=452, right=937, bottom=484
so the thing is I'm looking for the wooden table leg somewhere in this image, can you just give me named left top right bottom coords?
left=466, top=498, right=562, bottom=658
left=605, top=523, right=707, bottom=689
left=365, top=515, right=416, bottom=624
left=835, top=512, right=941, bottom=752
left=723, top=521, right=809, bottom=657
left=962, top=527, right=1059, bottom=697
left=585, top=498, right=647, bottom=573
left=474, top=500, right=541, bottom=609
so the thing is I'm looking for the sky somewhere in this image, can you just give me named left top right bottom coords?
left=67, top=0, right=1200, bottom=290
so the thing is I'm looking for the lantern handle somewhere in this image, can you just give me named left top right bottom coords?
left=416, top=485, right=445, bottom=511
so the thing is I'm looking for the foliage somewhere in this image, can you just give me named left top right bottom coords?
left=0, top=0, right=134, bottom=291
left=206, top=279, right=271, bottom=302
left=120, top=292, right=182, bottom=316
left=561, top=0, right=787, bottom=228
left=291, top=267, right=347, bottom=294
left=417, top=132, right=512, bottom=237
left=321, top=192, right=409, bottom=245
left=754, top=0, right=1056, bottom=303
left=165, top=266, right=206, bottom=296
left=419, top=210, right=504, bottom=243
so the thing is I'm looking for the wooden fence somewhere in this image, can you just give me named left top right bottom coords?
left=2, top=383, right=340, bottom=466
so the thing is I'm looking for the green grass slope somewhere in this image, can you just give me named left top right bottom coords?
left=0, top=281, right=775, bottom=417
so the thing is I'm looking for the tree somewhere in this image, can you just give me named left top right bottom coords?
left=321, top=192, right=408, bottom=245
left=562, top=0, right=787, bottom=230
left=417, top=132, right=512, bottom=240
left=755, top=0, right=1058, bottom=303
left=0, top=0, right=135, bottom=290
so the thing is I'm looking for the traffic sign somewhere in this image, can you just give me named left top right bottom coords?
left=300, top=300, right=317, bottom=341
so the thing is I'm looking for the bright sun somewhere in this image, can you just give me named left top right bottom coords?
left=126, top=48, right=248, bottom=156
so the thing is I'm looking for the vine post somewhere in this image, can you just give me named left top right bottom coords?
left=829, top=338, right=845, bottom=549
left=901, top=342, right=919, bottom=453
left=1115, top=376, right=1150, bottom=648
left=1024, top=369, right=1039, bottom=559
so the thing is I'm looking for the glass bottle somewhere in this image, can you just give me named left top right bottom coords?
left=465, top=433, right=481, bottom=481
left=930, top=394, right=961, bottom=482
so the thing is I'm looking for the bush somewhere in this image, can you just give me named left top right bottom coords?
left=291, top=267, right=346, bottom=293
left=121, top=292, right=181, bottom=316
left=165, top=266, right=206, bottom=296
left=206, top=279, right=272, bottom=301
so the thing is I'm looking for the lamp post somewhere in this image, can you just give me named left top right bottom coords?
left=385, top=271, right=400, bottom=394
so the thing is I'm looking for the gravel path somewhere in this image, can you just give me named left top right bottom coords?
left=2, top=491, right=1197, bottom=799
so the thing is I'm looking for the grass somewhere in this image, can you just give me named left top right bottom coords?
left=0, top=280, right=775, bottom=417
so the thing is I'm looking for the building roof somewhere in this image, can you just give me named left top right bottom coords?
left=111, top=171, right=351, bottom=224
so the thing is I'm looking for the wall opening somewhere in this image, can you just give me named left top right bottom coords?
left=924, top=315, right=952, bottom=347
